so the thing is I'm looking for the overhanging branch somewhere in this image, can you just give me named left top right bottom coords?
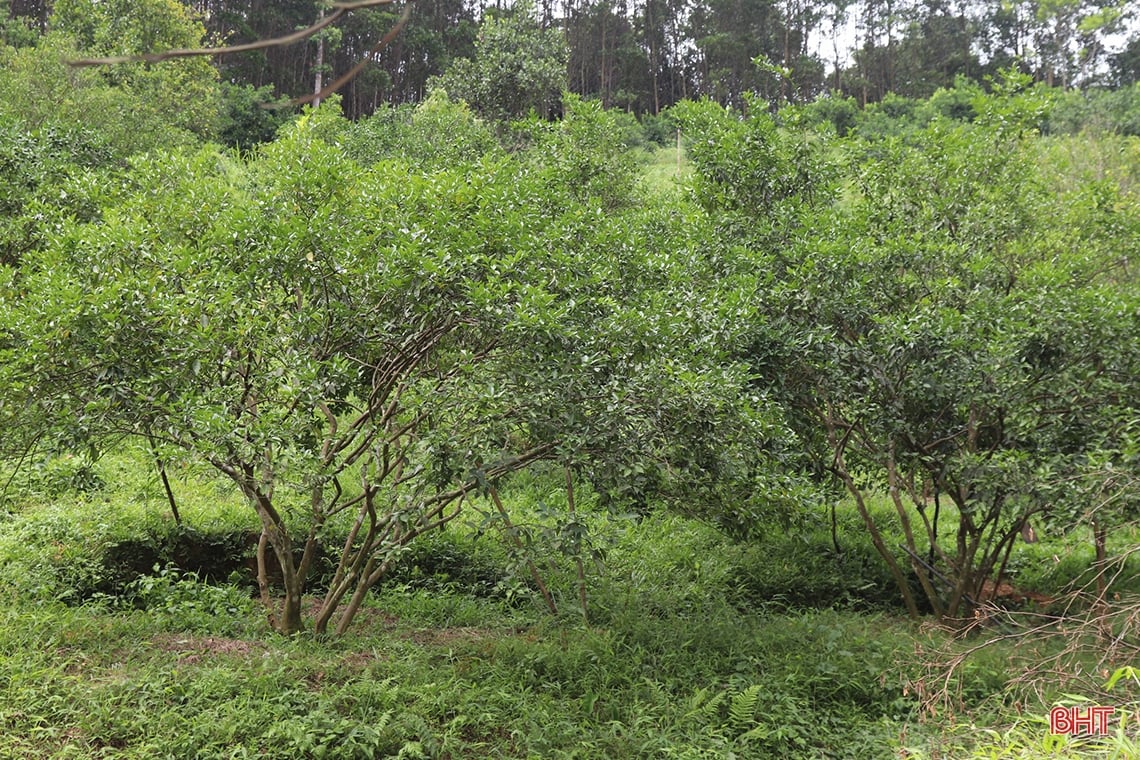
left=68, top=0, right=400, bottom=67
left=66, top=0, right=413, bottom=108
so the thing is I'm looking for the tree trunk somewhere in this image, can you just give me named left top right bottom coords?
left=566, top=467, right=588, bottom=622
left=250, top=490, right=305, bottom=634
left=887, top=451, right=943, bottom=616
left=1093, top=520, right=1108, bottom=604
left=154, top=455, right=181, bottom=525
left=312, top=7, right=325, bottom=108
left=256, top=528, right=275, bottom=629
left=490, top=486, right=558, bottom=616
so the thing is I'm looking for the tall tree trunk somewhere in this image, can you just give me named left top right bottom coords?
left=313, top=7, right=325, bottom=108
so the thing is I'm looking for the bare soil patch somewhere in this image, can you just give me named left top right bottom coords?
left=152, top=633, right=266, bottom=665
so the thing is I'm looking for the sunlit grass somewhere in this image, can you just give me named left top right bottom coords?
left=637, top=144, right=692, bottom=197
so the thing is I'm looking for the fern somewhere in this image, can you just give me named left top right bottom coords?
left=680, top=686, right=726, bottom=726
left=396, top=740, right=428, bottom=759
left=738, top=723, right=770, bottom=743
left=728, top=684, right=763, bottom=733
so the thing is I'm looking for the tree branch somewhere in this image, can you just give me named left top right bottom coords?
left=66, top=0, right=413, bottom=108
left=67, top=0, right=400, bottom=67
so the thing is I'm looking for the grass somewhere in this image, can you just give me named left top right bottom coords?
left=0, top=591, right=918, bottom=758
left=1, top=451, right=1138, bottom=758
left=637, top=144, right=693, bottom=197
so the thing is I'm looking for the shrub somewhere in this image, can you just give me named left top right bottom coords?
left=121, top=564, right=257, bottom=635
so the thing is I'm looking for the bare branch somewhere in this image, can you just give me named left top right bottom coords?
left=297, top=4, right=413, bottom=108
left=66, top=0, right=413, bottom=110
left=67, top=0, right=400, bottom=67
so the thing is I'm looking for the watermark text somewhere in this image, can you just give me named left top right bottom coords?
left=1049, top=705, right=1114, bottom=736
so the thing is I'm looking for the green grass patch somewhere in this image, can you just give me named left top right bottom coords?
left=2, top=458, right=1138, bottom=757
left=637, top=144, right=692, bottom=197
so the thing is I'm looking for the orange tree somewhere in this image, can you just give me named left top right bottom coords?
left=0, top=98, right=802, bottom=634
left=680, top=90, right=1140, bottom=619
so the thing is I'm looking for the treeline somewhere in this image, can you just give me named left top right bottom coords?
left=3, top=0, right=1139, bottom=121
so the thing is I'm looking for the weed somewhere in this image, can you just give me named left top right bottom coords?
left=117, top=565, right=258, bottom=636
left=0, top=465, right=1130, bottom=757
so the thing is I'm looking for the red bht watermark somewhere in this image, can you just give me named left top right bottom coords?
left=1049, top=705, right=1115, bottom=736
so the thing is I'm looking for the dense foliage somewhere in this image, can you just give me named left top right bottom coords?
left=0, top=94, right=805, bottom=633
left=670, top=81, right=1140, bottom=619
left=1, top=6, right=1139, bottom=755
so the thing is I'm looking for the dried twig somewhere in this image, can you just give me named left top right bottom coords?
left=909, top=538, right=1140, bottom=717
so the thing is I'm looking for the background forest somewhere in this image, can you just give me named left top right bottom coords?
left=3, top=0, right=1140, bottom=121
left=2, top=0, right=1140, bottom=758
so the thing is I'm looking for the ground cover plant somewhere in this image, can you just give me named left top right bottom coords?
left=1, top=458, right=1139, bottom=758
left=0, top=456, right=942, bottom=758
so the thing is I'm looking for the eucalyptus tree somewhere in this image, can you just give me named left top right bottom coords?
left=565, top=0, right=649, bottom=110
left=889, top=0, right=980, bottom=97
left=190, top=0, right=319, bottom=99
left=687, top=0, right=789, bottom=106
left=971, top=0, right=1133, bottom=89
left=330, top=0, right=479, bottom=116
